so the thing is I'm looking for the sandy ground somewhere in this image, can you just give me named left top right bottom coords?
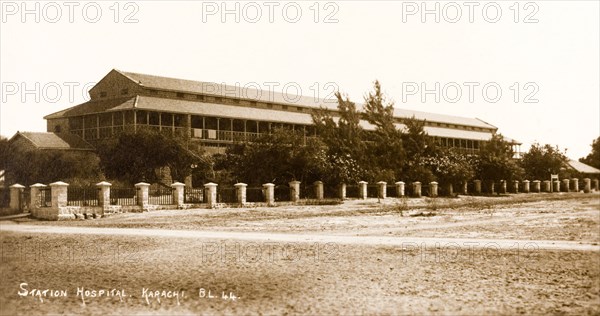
left=0, top=193, right=599, bottom=315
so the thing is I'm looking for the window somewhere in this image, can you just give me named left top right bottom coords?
left=121, top=88, right=128, bottom=95
left=54, top=125, right=61, bottom=133
left=100, top=91, right=107, bottom=98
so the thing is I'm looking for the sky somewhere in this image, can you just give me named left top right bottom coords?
left=1, top=0, right=598, bottom=159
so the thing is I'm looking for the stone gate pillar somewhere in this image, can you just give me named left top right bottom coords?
left=358, top=181, right=368, bottom=200
left=135, top=182, right=150, bottom=207
left=473, top=180, right=482, bottom=195
left=9, top=184, right=25, bottom=211
left=377, top=181, right=387, bottom=199
left=96, top=181, right=112, bottom=207
left=204, top=182, right=218, bottom=208
left=234, top=183, right=247, bottom=205
left=429, top=182, right=438, bottom=197
left=171, top=182, right=185, bottom=207
left=338, top=183, right=346, bottom=200
left=263, top=183, right=275, bottom=206
left=314, top=181, right=324, bottom=200
left=522, top=180, right=530, bottom=193
left=571, top=178, right=579, bottom=192
left=412, top=182, right=422, bottom=198
left=289, top=181, right=301, bottom=202
left=395, top=181, right=405, bottom=197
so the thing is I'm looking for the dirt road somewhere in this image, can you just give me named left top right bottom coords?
left=2, top=222, right=598, bottom=251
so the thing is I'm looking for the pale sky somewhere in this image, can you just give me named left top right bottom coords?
left=1, top=1, right=598, bottom=159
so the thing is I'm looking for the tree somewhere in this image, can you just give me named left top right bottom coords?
left=312, top=92, right=367, bottom=183
left=475, top=134, right=524, bottom=182
left=579, top=137, right=600, bottom=169
left=363, top=81, right=405, bottom=181
left=5, top=146, right=102, bottom=186
left=97, top=130, right=201, bottom=185
left=423, top=148, right=475, bottom=185
left=220, top=128, right=327, bottom=186
left=520, top=143, right=568, bottom=180
left=400, top=116, right=438, bottom=182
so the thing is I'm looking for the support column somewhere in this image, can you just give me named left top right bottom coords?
left=263, top=183, right=275, bottom=206
left=29, top=183, right=46, bottom=209
left=583, top=178, right=591, bottom=193
left=553, top=180, right=560, bottom=193
left=314, top=181, right=324, bottom=200
left=204, top=182, right=218, bottom=208
left=358, top=181, right=368, bottom=200
left=171, top=182, right=185, bottom=207
left=395, top=181, right=405, bottom=197
left=522, top=180, right=530, bottom=193
left=289, top=181, right=301, bottom=202
left=461, top=182, right=468, bottom=195
left=512, top=180, right=519, bottom=194
left=474, top=180, right=482, bottom=195
left=234, top=183, right=247, bottom=205
left=487, top=181, right=495, bottom=195
left=412, top=181, right=422, bottom=198
left=9, top=184, right=25, bottom=211
left=135, top=182, right=150, bottom=207
left=532, top=180, right=540, bottom=193
left=338, top=183, right=346, bottom=200
left=377, top=181, right=387, bottom=199
left=49, top=181, right=69, bottom=209
left=571, top=178, right=579, bottom=192
left=96, top=181, right=112, bottom=207
left=429, top=182, right=438, bottom=197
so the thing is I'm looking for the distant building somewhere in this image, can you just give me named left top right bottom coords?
left=8, top=132, right=94, bottom=152
left=43, top=69, right=522, bottom=154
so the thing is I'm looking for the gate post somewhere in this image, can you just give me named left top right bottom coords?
left=9, top=184, right=25, bottom=211
left=96, top=181, right=112, bottom=208
left=234, top=183, right=247, bottom=205
left=395, top=181, right=405, bottom=197
left=171, top=182, right=185, bottom=207
left=289, top=181, right=301, bottom=202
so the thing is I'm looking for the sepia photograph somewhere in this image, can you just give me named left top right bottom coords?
left=0, top=1, right=599, bottom=315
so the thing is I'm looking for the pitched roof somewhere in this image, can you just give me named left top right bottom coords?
left=10, top=132, right=94, bottom=150
left=116, top=70, right=496, bottom=129
left=44, top=97, right=136, bottom=119
left=567, top=159, right=600, bottom=174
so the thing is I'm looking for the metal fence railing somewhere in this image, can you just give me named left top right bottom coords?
left=218, top=187, right=237, bottom=203
left=67, top=186, right=99, bottom=206
left=346, top=185, right=359, bottom=198
left=274, top=185, right=290, bottom=201
left=246, top=187, right=264, bottom=202
left=39, top=187, right=51, bottom=207
left=148, top=187, right=173, bottom=205
left=184, top=187, right=203, bottom=203
left=110, top=187, right=137, bottom=206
